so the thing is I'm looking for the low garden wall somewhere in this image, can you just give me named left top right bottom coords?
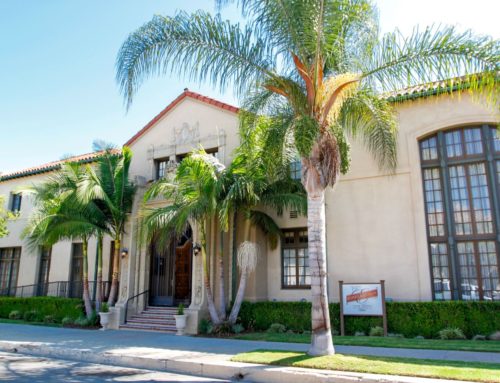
left=239, top=301, right=500, bottom=338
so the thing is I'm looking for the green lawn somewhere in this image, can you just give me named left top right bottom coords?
left=233, top=332, right=500, bottom=353
left=0, top=318, right=62, bottom=328
left=232, top=350, right=500, bottom=383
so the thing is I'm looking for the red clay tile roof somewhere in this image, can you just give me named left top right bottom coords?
left=124, top=89, right=240, bottom=147
left=0, top=150, right=120, bottom=182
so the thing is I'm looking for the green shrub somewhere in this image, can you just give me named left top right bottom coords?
left=177, top=304, right=184, bottom=315
left=239, top=301, right=500, bottom=338
left=43, top=315, right=55, bottom=324
left=74, top=315, right=90, bottom=327
left=8, top=310, right=22, bottom=320
left=61, top=316, right=74, bottom=326
left=23, top=310, right=38, bottom=322
left=267, top=323, right=286, bottom=333
left=100, top=303, right=109, bottom=313
left=198, top=319, right=212, bottom=335
left=232, top=323, right=245, bottom=334
left=438, top=327, right=466, bottom=340
left=369, top=326, right=384, bottom=337
left=0, top=297, right=83, bottom=323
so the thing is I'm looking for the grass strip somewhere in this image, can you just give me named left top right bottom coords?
left=233, top=333, right=500, bottom=353
left=232, top=350, right=500, bottom=383
left=0, top=318, right=62, bottom=328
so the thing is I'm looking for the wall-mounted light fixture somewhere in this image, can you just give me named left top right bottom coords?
left=193, top=243, right=202, bottom=256
left=121, top=248, right=129, bottom=258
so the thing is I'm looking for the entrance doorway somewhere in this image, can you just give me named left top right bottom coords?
left=149, top=226, right=193, bottom=306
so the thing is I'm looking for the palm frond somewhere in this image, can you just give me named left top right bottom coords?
left=116, top=11, right=276, bottom=108
left=249, top=209, right=281, bottom=249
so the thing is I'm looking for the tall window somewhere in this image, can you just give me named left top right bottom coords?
left=155, top=158, right=168, bottom=180
left=420, top=125, right=500, bottom=301
left=0, top=247, right=21, bottom=296
left=9, top=193, right=22, bottom=212
left=290, top=160, right=302, bottom=180
left=37, top=247, right=51, bottom=296
left=282, top=229, right=310, bottom=288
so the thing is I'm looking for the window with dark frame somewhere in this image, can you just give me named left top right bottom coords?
left=0, top=247, right=21, bottom=296
left=155, top=158, right=168, bottom=180
left=290, top=159, right=302, bottom=180
left=420, top=125, right=500, bottom=301
left=282, top=228, right=310, bottom=289
left=9, top=193, right=22, bottom=213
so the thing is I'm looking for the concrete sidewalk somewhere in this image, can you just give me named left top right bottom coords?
left=0, top=323, right=498, bottom=383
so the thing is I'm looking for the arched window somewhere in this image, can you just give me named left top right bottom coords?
left=420, top=125, right=500, bottom=301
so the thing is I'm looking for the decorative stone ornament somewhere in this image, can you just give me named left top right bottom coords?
left=99, top=312, right=111, bottom=331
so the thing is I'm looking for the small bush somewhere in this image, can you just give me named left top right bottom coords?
left=213, top=322, right=232, bottom=336
left=354, top=331, right=366, bottom=337
left=267, top=323, right=286, bottom=333
left=369, top=326, right=384, bottom=337
left=100, top=303, right=109, bottom=313
left=43, top=315, right=55, bottom=324
left=438, top=327, right=466, bottom=340
left=61, top=316, right=74, bottom=326
left=23, top=310, right=38, bottom=322
left=8, top=310, right=22, bottom=320
left=177, top=304, right=184, bottom=315
left=388, top=333, right=404, bottom=338
left=488, top=331, right=500, bottom=341
left=232, top=323, right=245, bottom=334
left=198, top=319, right=212, bottom=335
left=74, top=316, right=91, bottom=327
left=472, top=335, right=487, bottom=341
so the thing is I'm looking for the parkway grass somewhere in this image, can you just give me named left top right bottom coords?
left=232, top=350, right=500, bottom=383
left=232, top=333, right=500, bottom=353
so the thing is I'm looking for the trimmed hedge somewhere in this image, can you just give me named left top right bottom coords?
left=0, top=297, right=83, bottom=323
left=239, top=301, right=500, bottom=338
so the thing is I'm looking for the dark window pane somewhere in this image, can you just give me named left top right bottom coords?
left=464, top=128, right=483, bottom=155
left=423, top=168, right=446, bottom=237
left=430, top=243, right=451, bottom=300
left=420, top=136, right=438, bottom=161
left=445, top=130, right=463, bottom=158
left=282, top=229, right=309, bottom=288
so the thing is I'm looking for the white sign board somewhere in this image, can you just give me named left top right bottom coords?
left=341, top=283, right=383, bottom=316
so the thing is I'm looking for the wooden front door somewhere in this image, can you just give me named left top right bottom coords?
left=174, top=239, right=192, bottom=302
left=69, top=243, right=83, bottom=298
left=149, top=239, right=175, bottom=306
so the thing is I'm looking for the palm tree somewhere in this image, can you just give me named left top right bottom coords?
left=78, top=147, right=136, bottom=306
left=142, top=151, right=224, bottom=324
left=142, top=147, right=306, bottom=326
left=116, top=0, right=498, bottom=355
left=0, top=195, right=17, bottom=238
left=23, top=163, right=108, bottom=318
left=220, top=119, right=307, bottom=324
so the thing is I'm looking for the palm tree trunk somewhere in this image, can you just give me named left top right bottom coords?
left=82, top=239, right=93, bottom=319
left=96, top=235, right=103, bottom=312
left=107, top=237, right=121, bottom=306
left=201, top=221, right=222, bottom=325
left=307, top=189, right=335, bottom=356
left=228, top=264, right=247, bottom=324
left=218, top=230, right=226, bottom=320
left=228, top=219, right=252, bottom=324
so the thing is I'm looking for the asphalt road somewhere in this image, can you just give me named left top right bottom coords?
left=0, top=352, right=233, bottom=383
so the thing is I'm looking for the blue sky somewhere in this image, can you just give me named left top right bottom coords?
left=0, top=0, right=498, bottom=173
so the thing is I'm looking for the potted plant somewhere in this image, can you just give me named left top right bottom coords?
left=174, top=304, right=188, bottom=335
left=98, top=303, right=111, bottom=330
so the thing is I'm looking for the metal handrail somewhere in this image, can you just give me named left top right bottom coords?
left=124, top=289, right=149, bottom=324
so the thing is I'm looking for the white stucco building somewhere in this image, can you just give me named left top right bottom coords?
left=1, top=87, right=498, bottom=333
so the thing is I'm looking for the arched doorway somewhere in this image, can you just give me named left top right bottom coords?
left=149, top=225, right=193, bottom=306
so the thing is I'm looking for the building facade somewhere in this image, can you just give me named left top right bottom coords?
left=1, top=88, right=498, bottom=333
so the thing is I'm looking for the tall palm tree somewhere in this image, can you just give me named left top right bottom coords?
left=220, top=119, right=307, bottom=324
left=0, top=195, right=16, bottom=238
left=23, top=163, right=108, bottom=318
left=78, top=147, right=136, bottom=306
left=116, top=0, right=498, bottom=355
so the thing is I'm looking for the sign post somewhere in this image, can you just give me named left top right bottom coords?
left=339, top=280, right=387, bottom=336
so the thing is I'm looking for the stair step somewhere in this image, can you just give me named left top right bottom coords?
left=120, top=325, right=176, bottom=333
left=120, top=323, right=176, bottom=331
left=127, top=316, right=175, bottom=325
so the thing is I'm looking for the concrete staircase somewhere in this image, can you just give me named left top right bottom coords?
left=120, top=306, right=177, bottom=333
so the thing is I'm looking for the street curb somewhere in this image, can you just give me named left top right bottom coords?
left=0, top=341, right=475, bottom=383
